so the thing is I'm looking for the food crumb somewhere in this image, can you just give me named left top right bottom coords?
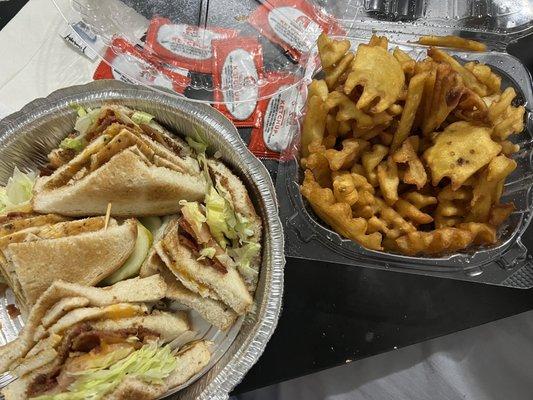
left=6, top=304, right=20, bottom=319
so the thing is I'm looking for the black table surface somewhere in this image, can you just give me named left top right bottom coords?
left=2, top=0, right=533, bottom=396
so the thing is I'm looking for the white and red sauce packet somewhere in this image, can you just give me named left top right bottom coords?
left=249, top=72, right=304, bottom=159
left=93, top=37, right=190, bottom=94
left=248, top=0, right=344, bottom=62
left=212, top=37, right=264, bottom=128
left=146, top=17, right=238, bottom=74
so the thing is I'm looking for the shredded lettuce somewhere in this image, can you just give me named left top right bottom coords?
left=205, top=187, right=239, bottom=248
left=131, top=111, right=154, bottom=125
left=229, top=242, right=261, bottom=281
left=70, top=103, right=88, bottom=117
left=0, top=167, right=36, bottom=214
left=179, top=200, right=206, bottom=233
left=74, top=107, right=101, bottom=136
left=198, top=247, right=216, bottom=260
left=59, top=137, right=85, bottom=152
left=185, top=128, right=208, bottom=155
left=32, top=342, right=177, bottom=400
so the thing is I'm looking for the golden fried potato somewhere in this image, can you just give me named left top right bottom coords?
left=301, top=170, right=383, bottom=249
left=391, top=227, right=473, bottom=255
left=457, top=222, right=497, bottom=245
left=421, top=63, right=465, bottom=134
left=344, top=44, right=405, bottom=113
left=332, top=172, right=359, bottom=206
left=391, top=71, right=427, bottom=149
left=393, top=47, right=416, bottom=77
left=488, top=87, right=525, bottom=140
left=489, top=203, right=515, bottom=226
left=324, top=52, right=354, bottom=89
left=423, top=121, right=501, bottom=190
left=362, top=144, right=389, bottom=186
left=349, top=173, right=377, bottom=219
left=428, top=47, right=488, bottom=96
left=394, top=199, right=433, bottom=225
left=402, top=192, right=438, bottom=209
left=369, top=198, right=417, bottom=239
left=464, top=61, right=501, bottom=95
left=301, top=87, right=329, bottom=158
left=317, top=33, right=351, bottom=69
left=467, top=155, right=517, bottom=222
left=303, top=152, right=332, bottom=189
left=500, top=140, right=520, bottom=156
left=435, top=185, right=472, bottom=228
left=326, top=91, right=374, bottom=127
left=368, top=34, right=389, bottom=49
left=324, top=138, right=369, bottom=171
left=377, top=157, right=399, bottom=205
left=416, top=35, right=487, bottom=52
left=393, top=137, right=427, bottom=189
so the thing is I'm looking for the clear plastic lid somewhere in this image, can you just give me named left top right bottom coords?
left=54, top=0, right=533, bottom=107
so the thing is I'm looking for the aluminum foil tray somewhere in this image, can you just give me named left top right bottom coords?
left=0, top=80, right=285, bottom=399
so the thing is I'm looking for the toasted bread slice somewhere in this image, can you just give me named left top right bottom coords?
left=5, top=219, right=137, bottom=305
left=156, top=222, right=252, bottom=315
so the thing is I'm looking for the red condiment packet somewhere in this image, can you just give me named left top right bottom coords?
left=145, top=17, right=238, bottom=74
left=93, top=37, right=190, bottom=94
left=248, top=0, right=345, bottom=62
left=212, top=37, right=264, bottom=128
left=249, top=72, right=304, bottom=160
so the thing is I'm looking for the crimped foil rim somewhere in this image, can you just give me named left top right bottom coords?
left=0, top=80, right=285, bottom=400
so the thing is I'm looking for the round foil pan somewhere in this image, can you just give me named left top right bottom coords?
left=0, top=80, right=285, bottom=400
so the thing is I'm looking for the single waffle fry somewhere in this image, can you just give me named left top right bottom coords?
left=371, top=198, right=417, bottom=239
left=377, top=157, right=399, bottom=205
left=303, top=152, right=332, bottom=188
left=391, top=71, right=427, bottom=150
left=467, top=155, right=517, bottom=222
left=308, top=79, right=329, bottom=101
left=344, top=44, right=405, bottom=113
left=394, top=199, right=433, bottom=225
left=332, top=172, right=359, bottom=206
left=500, top=140, right=520, bottom=156
left=362, top=144, right=389, bottom=186
left=392, top=227, right=474, bottom=255
left=325, top=138, right=369, bottom=171
left=351, top=163, right=366, bottom=176
left=457, top=222, right=497, bottom=245
left=416, top=35, right=487, bottom=52
left=454, top=88, right=489, bottom=123
left=302, top=91, right=328, bottom=157
left=393, top=47, right=416, bottom=77
left=488, top=87, right=525, bottom=140
left=489, top=203, right=515, bottom=226
left=301, top=170, right=383, bottom=250
left=317, top=33, right=351, bottom=69
left=402, top=191, right=437, bottom=209
left=368, top=34, right=388, bottom=49
left=435, top=185, right=471, bottom=228
left=428, top=47, right=488, bottom=96
left=326, top=91, right=374, bottom=127
left=421, top=63, right=465, bottom=134
left=464, top=61, right=501, bottom=95
left=350, top=173, right=376, bottom=219
left=393, top=137, right=427, bottom=189
left=324, top=52, right=355, bottom=90
left=424, top=121, right=501, bottom=190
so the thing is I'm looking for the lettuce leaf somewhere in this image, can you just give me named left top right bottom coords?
left=198, top=247, right=216, bottom=260
left=74, top=107, right=100, bottom=136
left=179, top=200, right=206, bottom=233
left=185, top=129, right=208, bottom=155
left=0, top=167, right=36, bottom=214
left=229, top=242, right=261, bottom=282
left=32, top=342, right=177, bottom=400
left=59, top=137, right=85, bottom=152
left=131, top=111, right=154, bottom=125
left=204, top=187, right=237, bottom=248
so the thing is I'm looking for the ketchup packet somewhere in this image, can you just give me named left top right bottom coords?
left=248, top=0, right=344, bottom=62
left=93, top=37, right=190, bottom=94
left=146, top=17, right=238, bottom=74
left=212, top=37, right=264, bottom=128
left=249, top=73, right=304, bottom=160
